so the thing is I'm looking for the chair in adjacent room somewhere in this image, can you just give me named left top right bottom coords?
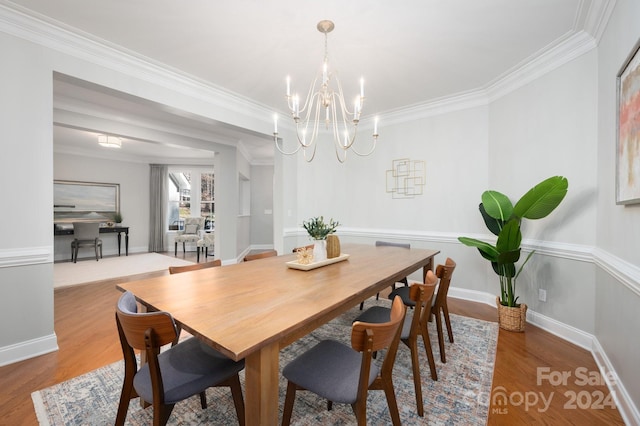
left=355, top=270, right=438, bottom=417
left=71, top=222, right=102, bottom=263
left=359, top=240, right=410, bottom=310
left=114, top=291, right=245, bottom=426
left=174, top=217, right=204, bottom=256
left=168, top=259, right=221, bottom=274
left=390, top=257, right=457, bottom=363
left=243, top=249, right=277, bottom=262
left=281, top=296, right=406, bottom=426
left=196, top=232, right=215, bottom=262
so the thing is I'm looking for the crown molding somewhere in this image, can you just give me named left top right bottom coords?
left=580, top=0, right=617, bottom=44
left=486, top=30, right=597, bottom=102
left=0, top=2, right=274, bottom=121
left=1, top=1, right=613, bottom=130
left=53, top=144, right=214, bottom=166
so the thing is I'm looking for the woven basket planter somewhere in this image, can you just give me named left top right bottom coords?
left=496, top=297, right=527, bottom=332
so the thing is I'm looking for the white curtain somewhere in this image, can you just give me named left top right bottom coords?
left=149, top=164, right=168, bottom=252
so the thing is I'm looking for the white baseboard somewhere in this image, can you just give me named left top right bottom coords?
left=592, top=339, right=640, bottom=426
left=448, top=286, right=638, bottom=426
left=0, top=333, right=58, bottom=367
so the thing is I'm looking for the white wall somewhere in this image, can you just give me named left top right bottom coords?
left=0, top=31, right=56, bottom=360
left=487, top=50, right=599, bottom=333
left=53, top=153, right=150, bottom=260
left=251, top=165, right=275, bottom=246
left=0, top=12, right=273, bottom=364
left=595, top=0, right=640, bottom=418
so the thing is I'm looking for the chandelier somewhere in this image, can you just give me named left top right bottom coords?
left=273, top=20, right=378, bottom=163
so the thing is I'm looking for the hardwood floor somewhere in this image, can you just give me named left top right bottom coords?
left=0, top=252, right=625, bottom=425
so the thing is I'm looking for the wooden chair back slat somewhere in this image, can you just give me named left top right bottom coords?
left=243, top=250, right=277, bottom=262
left=116, top=308, right=178, bottom=350
left=352, top=296, right=405, bottom=352
left=434, top=257, right=456, bottom=305
left=169, top=259, right=221, bottom=274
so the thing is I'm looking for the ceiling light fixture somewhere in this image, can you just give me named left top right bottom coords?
left=97, top=134, right=122, bottom=149
left=273, top=20, right=378, bottom=163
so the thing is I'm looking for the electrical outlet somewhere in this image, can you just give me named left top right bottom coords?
left=538, top=289, right=547, bottom=302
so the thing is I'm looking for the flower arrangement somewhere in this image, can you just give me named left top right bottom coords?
left=302, top=216, right=340, bottom=240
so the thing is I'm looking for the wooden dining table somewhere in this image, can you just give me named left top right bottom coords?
left=116, top=243, right=439, bottom=425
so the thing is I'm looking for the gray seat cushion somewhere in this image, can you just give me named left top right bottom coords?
left=133, top=337, right=245, bottom=405
left=355, top=306, right=412, bottom=340
left=282, top=339, right=379, bottom=405
left=118, top=291, right=244, bottom=405
left=388, top=286, right=415, bottom=307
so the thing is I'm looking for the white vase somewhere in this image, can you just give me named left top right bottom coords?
left=313, top=239, right=327, bottom=262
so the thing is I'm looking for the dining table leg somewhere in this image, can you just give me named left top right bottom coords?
left=422, top=256, right=435, bottom=281
left=244, top=341, right=280, bottom=425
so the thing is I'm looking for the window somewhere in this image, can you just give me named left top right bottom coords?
left=168, top=168, right=214, bottom=231
left=201, top=172, right=214, bottom=230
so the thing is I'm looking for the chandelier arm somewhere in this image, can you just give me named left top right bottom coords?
left=302, top=142, right=318, bottom=162
left=298, top=77, right=320, bottom=118
left=346, top=135, right=378, bottom=157
left=333, top=73, right=362, bottom=118
left=329, top=98, right=345, bottom=149
left=274, top=134, right=304, bottom=155
left=335, top=144, right=347, bottom=163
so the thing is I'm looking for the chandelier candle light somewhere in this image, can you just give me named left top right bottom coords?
left=273, top=20, right=379, bottom=163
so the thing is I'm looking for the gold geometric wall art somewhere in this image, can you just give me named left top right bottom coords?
left=386, top=158, right=425, bottom=199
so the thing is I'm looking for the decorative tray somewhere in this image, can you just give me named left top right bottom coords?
left=286, top=253, right=350, bottom=271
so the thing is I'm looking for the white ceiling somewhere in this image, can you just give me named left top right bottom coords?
left=5, top=0, right=610, bottom=163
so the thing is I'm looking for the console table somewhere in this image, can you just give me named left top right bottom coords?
left=54, top=225, right=129, bottom=256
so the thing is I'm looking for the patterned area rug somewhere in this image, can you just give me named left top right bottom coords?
left=32, top=298, right=498, bottom=425
left=53, top=253, right=193, bottom=288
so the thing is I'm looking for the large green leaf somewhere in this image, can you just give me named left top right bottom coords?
left=479, top=203, right=503, bottom=236
left=481, top=190, right=513, bottom=221
left=496, top=219, right=521, bottom=254
left=492, top=261, right=516, bottom=277
left=457, top=237, right=499, bottom=261
left=513, top=176, right=568, bottom=220
left=498, top=249, right=521, bottom=265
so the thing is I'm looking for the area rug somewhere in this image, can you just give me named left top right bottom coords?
left=32, top=299, right=498, bottom=425
left=53, top=253, right=194, bottom=288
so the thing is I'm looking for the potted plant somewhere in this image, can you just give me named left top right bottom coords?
left=458, top=176, right=568, bottom=331
left=302, top=216, right=340, bottom=262
left=113, top=212, right=123, bottom=225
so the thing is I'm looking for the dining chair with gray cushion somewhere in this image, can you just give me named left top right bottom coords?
left=71, top=222, right=102, bottom=263
left=114, top=291, right=245, bottom=426
left=174, top=217, right=204, bottom=256
left=355, top=270, right=438, bottom=416
left=359, top=240, right=410, bottom=309
left=389, top=257, right=457, bottom=363
left=281, top=296, right=406, bottom=426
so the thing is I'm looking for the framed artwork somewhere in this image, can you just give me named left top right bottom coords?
left=386, top=158, right=425, bottom=199
left=54, top=180, right=120, bottom=222
left=616, top=37, right=640, bottom=204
